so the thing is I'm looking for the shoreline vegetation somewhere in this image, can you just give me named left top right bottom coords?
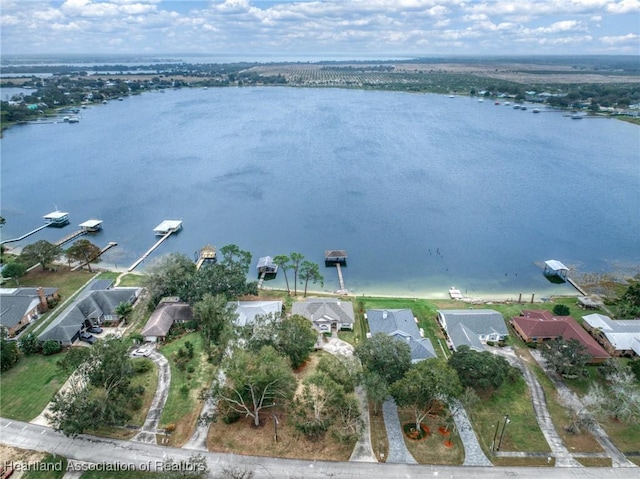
left=2, top=55, right=639, bottom=133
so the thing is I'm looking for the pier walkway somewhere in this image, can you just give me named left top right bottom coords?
left=128, top=232, right=172, bottom=272
left=335, top=263, right=347, bottom=294
left=566, top=277, right=588, bottom=296
left=54, top=229, right=86, bottom=247
left=257, top=271, right=267, bottom=289
left=0, top=224, right=49, bottom=245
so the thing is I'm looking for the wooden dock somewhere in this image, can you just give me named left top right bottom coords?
left=128, top=232, right=172, bottom=272
left=335, top=263, right=347, bottom=294
left=566, top=277, right=588, bottom=296
left=54, top=229, right=86, bottom=247
left=0, top=224, right=49, bottom=245
left=71, top=242, right=118, bottom=271
left=258, top=271, right=267, bottom=289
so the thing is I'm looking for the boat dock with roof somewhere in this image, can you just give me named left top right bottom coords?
left=43, top=210, right=70, bottom=227
left=256, top=256, right=278, bottom=288
left=128, top=220, right=182, bottom=272
left=196, top=244, right=217, bottom=270
left=325, top=250, right=348, bottom=294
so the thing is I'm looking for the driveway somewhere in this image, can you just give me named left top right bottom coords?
left=321, top=337, right=377, bottom=463
left=132, top=348, right=170, bottom=444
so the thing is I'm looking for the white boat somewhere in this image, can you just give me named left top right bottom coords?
left=478, top=98, right=484, bottom=103
left=571, top=112, right=584, bottom=119
left=504, top=101, right=511, bottom=106
left=532, top=108, right=540, bottom=113
left=449, top=287, right=463, bottom=300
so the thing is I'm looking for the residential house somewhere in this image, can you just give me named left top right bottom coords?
left=228, top=300, right=282, bottom=328
left=511, top=310, right=609, bottom=363
left=38, top=287, right=139, bottom=346
left=141, top=298, right=194, bottom=343
left=437, top=309, right=508, bottom=352
left=582, top=313, right=640, bottom=357
left=291, top=298, right=354, bottom=333
left=0, top=287, right=59, bottom=337
left=366, top=309, right=436, bottom=362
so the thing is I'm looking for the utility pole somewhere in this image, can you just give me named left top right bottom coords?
left=497, top=414, right=510, bottom=451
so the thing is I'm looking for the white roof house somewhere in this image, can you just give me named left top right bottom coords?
left=583, top=313, right=640, bottom=356
left=228, top=300, right=282, bottom=327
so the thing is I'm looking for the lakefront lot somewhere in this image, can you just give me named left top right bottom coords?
left=0, top=266, right=639, bottom=470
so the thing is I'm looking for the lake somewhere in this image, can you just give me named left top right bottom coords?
left=1, top=87, right=638, bottom=298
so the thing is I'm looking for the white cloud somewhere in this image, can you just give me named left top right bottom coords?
left=601, top=32, right=639, bottom=44
left=0, top=0, right=637, bottom=55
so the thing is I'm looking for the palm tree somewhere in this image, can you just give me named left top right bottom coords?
left=299, top=261, right=323, bottom=297
left=273, top=255, right=291, bottom=295
left=290, top=252, right=304, bottom=296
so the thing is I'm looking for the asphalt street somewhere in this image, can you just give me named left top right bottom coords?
left=1, top=418, right=638, bottom=479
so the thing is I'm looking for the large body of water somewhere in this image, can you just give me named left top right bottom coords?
left=1, top=87, right=638, bottom=298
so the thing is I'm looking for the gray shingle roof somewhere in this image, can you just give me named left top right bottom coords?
left=0, top=296, right=40, bottom=329
left=38, top=288, right=138, bottom=344
left=438, top=309, right=508, bottom=352
left=367, top=309, right=436, bottom=362
left=291, top=298, right=354, bottom=325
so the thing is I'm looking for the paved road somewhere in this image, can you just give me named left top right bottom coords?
left=132, top=349, right=170, bottom=444
left=1, top=418, right=637, bottom=479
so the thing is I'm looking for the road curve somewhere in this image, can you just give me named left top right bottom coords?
left=1, top=418, right=637, bottom=479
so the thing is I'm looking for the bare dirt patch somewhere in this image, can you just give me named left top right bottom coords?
left=0, top=445, right=46, bottom=478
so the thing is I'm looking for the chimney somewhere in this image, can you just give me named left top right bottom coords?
left=37, top=287, right=48, bottom=313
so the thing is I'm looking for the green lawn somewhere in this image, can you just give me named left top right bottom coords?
left=467, top=374, right=550, bottom=455
left=22, top=454, right=67, bottom=479
left=0, top=352, right=69, bottom=421
left=159, top=332, right=216, bottom=446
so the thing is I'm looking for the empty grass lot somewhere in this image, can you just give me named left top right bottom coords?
left=0, top=352, right=69, bottom=421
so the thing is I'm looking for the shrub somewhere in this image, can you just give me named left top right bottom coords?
left=133, top=359, right=152, bottom=374
left=553, top=304, right=571, bottom=316
left=19, top=332, right=41, bottom=355
left=180, top=384, right=190, bottom=397
left=42, top=340, right=61, bottom=356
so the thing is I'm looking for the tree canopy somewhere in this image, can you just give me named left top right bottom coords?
left=355, top=332, right=411, bottom=387
left=193, top=293, right=236, bottom=359
left=448, top=345, right=516, bottom=394
left=65, top=239, right=102, bottom=272
left=20, top=240, right=63, bottom=271
left=217, top=345, right=296, bottom=427
left=390, top=359, right=462, bottom=431
left=540, top=338, right=591, bottom=378
left=47, top=337, right=143, bottom=436
left=143, top=245, right=257, bottom=305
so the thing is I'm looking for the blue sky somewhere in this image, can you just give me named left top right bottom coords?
left=1, top=0, right=638, bottom=57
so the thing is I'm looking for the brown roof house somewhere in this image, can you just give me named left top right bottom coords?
left=511, top=310, right=610, bottom=363
left=141, top=298, right=193, bottom=342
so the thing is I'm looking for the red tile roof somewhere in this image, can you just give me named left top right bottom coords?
left=511, top=310, right=610, bottom=360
